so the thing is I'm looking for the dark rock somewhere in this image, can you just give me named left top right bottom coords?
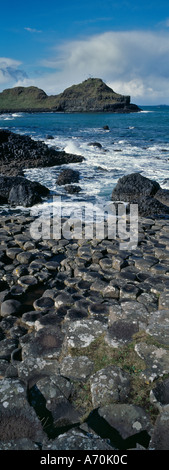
left=65, top=185, right=82, bottom=194
left=1, top=299, right=21, bottom=317
left=149, top=410, right=169, bottom=450
left=0, top=130, right=84, bottom=177
left=88, top=142, right=102, bottom=149
left=90, top=365, right=131, bottom=407
left=154, top=188, right=169, bottom=207
left=0, top=175, right=49, bottom=207
left=56, top=169, right=80, bottom=186
left=151, top=378, right=169, bottom=406
left=112, top=172, right=160, bottom=201
left=20, top=327, right=64, bottom=360
left=0, top=405, right=44, bottom=442
left=111, top=173, right=169, bottom=217
left=103, top=125, right=109, bottom=130
left=105, top=319, right=139, bottom=348
left=46, top=135, right=54, bottom=140
left=43, top=428, right=114, bottom=450
left=98, top=403, right=152, bottom=440
left=60, top=355, right=94, bottom=381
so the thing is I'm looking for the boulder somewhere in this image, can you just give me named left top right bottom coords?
left=0, top=175, right=49, bottom=207
left=111, top=173, right=169, bottom=217
left=98, top=403, right=152, bottom=441
left=56, top=169, right=80, bottom=186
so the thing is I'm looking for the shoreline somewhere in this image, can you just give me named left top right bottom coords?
left=0, top=210, right=169, bottom=450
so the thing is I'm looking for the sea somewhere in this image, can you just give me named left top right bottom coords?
left=0, top=106, right=169, bottom=220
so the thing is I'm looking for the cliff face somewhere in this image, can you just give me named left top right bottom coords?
left=0, top=78, right=141, bottom=113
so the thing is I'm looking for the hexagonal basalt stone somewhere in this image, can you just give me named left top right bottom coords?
left=42, top=428, right=113, bottom=450
left=60, top=355, right=94, bottom=381
left=98, top=403, right=152, bottom=440
left=150, top=377, right=169, bottom=409
left=1, top=299, right=21, bottom=317
left=0, top=378, right=27, bottom=408
left=0, top=337, right=19, bottom=360
left=64, top=319, right=107, bottom=349
left=146, top=310, right=169, bottom=346
left=0, top=438, right=40, bottom=450
left=20, top=327, right=64, bottom=360
left=16, top=251, right=34, bottom=264
left=90, top=365, right=131, bottom=407
left=17, top=356, right=60, bottom=386
left=0, top=405, right=44, bottom=443
left=119, top=283, right=140, bottom=300
left=54, top=292, right=74, bottom=309
left=105, top=320, right=139, bottom=348
left=135, top=342, right=169, bottom=382
left=33, top=296, right=55, bottom=311
left=18, top=275, right=38, bottom=288
left=149, top=409, right=169, bottom=450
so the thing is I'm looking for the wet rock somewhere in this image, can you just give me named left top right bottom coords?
left=90, top=366, right=131, bottom=407
left=88, top=142, right=103, bottom=149
left=98, top=403, right=152, bottom=440
left=56, top=169, right=80, bottom=186
left=65, top=185, right=82, bottom=194
left=6, top=247, right=22, bottom=260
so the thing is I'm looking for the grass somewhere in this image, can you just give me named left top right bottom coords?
left=68, top=332, right=163, bottom=423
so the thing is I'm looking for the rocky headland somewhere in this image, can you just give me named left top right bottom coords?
left=0, top=78, right=141, bottom=114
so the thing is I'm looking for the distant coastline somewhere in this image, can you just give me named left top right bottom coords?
left=0, top=78, right=141, bottom=114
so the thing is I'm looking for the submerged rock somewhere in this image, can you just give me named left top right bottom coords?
left=56, top=169, right=80, bottom=186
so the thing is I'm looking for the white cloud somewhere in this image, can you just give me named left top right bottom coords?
left=24, top=27, right=42, bottom=33
left=0, top=57, right=27, bottom=86
left=5, top=30, right=169, bottom=104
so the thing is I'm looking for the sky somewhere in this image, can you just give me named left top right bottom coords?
left=1, top=0, right=169, bottom=104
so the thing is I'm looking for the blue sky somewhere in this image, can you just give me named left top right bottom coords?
left=1, top=0, right=169, bottom=104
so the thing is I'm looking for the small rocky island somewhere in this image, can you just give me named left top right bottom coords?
left=0, top=78, right=141, bottom=113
